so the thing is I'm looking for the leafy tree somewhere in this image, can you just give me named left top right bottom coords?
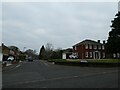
left=51, top=48, right=62, bottom=59
left=25, top=49, right=34, bottom=55
left=39, top=45, right=45, bottom=60
left=25, top=49, right=38, bottom=59
left=106, top=12, right=120, bottom=57
left=19, top=51, right=26, bottom=61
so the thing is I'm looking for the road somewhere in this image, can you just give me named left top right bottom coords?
left=2, top=60, right=119, bottom=88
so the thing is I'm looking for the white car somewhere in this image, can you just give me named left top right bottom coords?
left=69, top=55, right=78, bottom=59
left=7, top=56, right=14, bottom=61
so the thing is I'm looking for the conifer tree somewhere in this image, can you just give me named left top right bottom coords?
left=106, top=12, right=120, bottom=56
left=39, top=45, right=45, bottom=60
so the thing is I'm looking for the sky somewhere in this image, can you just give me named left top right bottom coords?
left=1, top=1, right=118, bottom=53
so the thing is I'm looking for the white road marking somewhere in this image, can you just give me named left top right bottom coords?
left=3, top=64, right=21, bottom=72
left=40, top=60, right=49, bottom=66
left=6, top=64, right=12, bottom=66
left=74, top=76, right=79, bottom=78
left=52, top=62, right=55, bottom=64
left=102, top=72, right=107, bottom=74
left=16, top=65, right=21, bottom=68
left=42, top=87, right=47, bottom=88
left=44, top=63, right=48, bottom=66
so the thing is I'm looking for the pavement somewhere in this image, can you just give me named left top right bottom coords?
left=2, top=61, right=22, bottom=72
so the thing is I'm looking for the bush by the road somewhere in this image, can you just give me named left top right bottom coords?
left=48, top=59, right=80, bottom=62
left=48, top=59, right=120, bottom=67
left=2, top=62, right=7, bottom=67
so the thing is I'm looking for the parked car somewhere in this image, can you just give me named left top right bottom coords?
left=69, top=55, right=78, bottom=59
left=28, top=56, right=33, bottom=62
left=7, top=56, right=14, bottom=61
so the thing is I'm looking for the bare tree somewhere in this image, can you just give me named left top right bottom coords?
left=45, top=43, right=54, bottom=60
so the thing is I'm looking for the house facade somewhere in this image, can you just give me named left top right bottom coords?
left=1, top=43, right=16, bottom=61
left=73, top=39, right=106, bottom=59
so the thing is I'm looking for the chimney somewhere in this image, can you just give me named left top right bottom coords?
left=98, top=40, right=100, bottom=43
left=103, top=40, right=105, bottom=44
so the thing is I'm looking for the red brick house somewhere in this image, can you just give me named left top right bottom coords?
left=73, top=39, right=106, bottom=59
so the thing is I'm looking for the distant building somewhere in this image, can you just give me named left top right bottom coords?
left=0, top=45, right=2, bottom=61
left=73, top=39, right=106, bottom=59
left=1, top=43, right=16, bottom=61
left=62, top=48, right=73, bottom=59
left=0, top=43, right=28, bottom=61
left=1, top=43, right=11, bottom=61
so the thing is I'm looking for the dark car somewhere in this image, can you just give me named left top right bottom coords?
left=28, top=56, right=33, bottom=62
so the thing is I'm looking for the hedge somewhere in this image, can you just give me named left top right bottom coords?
left=48, top=59, right=120, bottom=67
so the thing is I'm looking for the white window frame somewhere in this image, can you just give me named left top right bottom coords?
left=98, top=45, right=101, bottom=50
left=103, top=52, right=105, bottom=58
left=102, top=45, right=105, bottom=50
left=89, top=45, right=92, bottom=49
left=113, top=53, right=116, bottom=58
left=90, top=52, right=92, bottom=58
left=75, top=46, right=76, bottom=50
left=117, top=53, right=120, bottom=58
left=85, top=44, right=88, bottom=49
left=86, top=52, right=88, bottom=57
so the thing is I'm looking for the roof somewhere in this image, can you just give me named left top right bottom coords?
left=2, top=43, right=10, bottom=50
left=62, top=48, right=73, bottom=53
left=73, top=39, right=102, bottom=47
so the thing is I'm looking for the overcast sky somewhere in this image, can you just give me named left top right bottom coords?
left=2, top=2, right=118, bottom=53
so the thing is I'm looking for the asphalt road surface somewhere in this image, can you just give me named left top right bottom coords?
left=2, top=60, right=119, bottom=88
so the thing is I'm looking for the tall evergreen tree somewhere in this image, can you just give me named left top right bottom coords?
left=106, top=11, right=120, bottom=57
left=39, top=45, right=45, bottom=60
